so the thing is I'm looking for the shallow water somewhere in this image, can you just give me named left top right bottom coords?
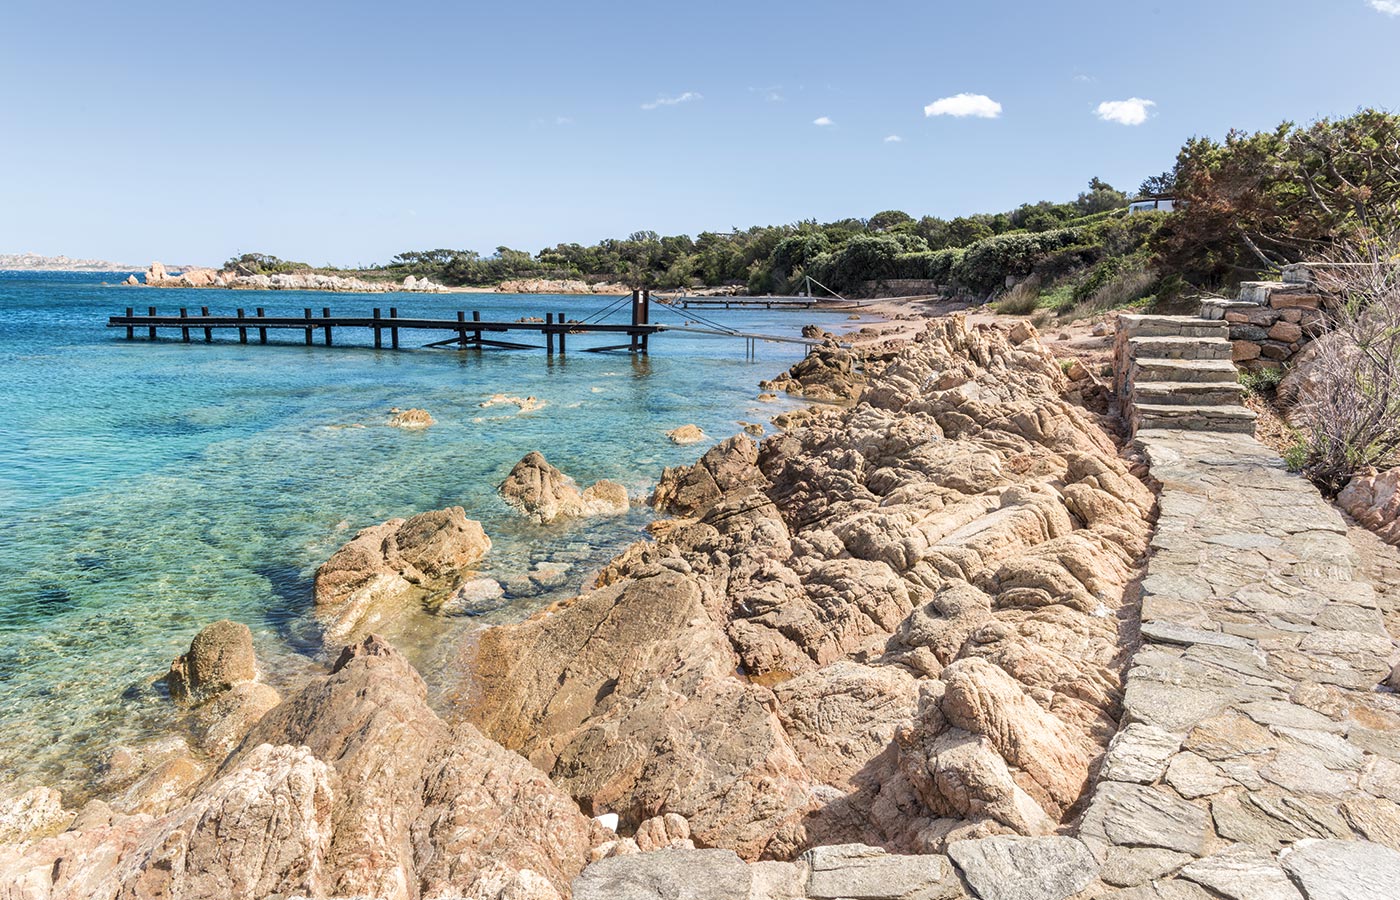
left=0, top=272, right=847, bottom=793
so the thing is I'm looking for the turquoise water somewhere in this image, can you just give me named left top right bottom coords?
left=0, top=271, right=845, bottom=793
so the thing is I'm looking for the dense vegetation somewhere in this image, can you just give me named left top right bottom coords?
left=230, top=110, right=1397, bottom=320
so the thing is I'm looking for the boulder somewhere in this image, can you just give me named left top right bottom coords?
left=947, top=836, right=1098, bottom=900
left=123, top=274, right=138, bottom=286
left=313, top=507, right=491, bottom=646
left=1338, top=467, right=1400, bottom=545
left=164, top=619, right=257, bottom=706
left=667, top=424, right=706, bottom=444
left=144, top=261, right=170, bottom=284
left=388, top=408, right=435, bottom=428
left=498, top=451, right=629, bottom=523
left=573, top=849, right=753, bottom=900
left=177, top=267, right=218, bottom=287
left=0, top=787, right=69, bottom=844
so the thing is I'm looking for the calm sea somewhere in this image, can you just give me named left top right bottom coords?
left=0, top=271, right=846, bottom=793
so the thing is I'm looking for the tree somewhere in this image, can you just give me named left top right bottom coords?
left=868, top=210, right=914, bottom=233
left=1075, top=178, right=1128, bottom=215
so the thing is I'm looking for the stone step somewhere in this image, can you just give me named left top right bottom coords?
left=1117, top=314, right=1228, bottom=339
left=1128, top=335, right=1234, bottom=361
left=1237, top=281, right=1285, bottom=305
left=1132, top=380, right=1247, bottom=406
left=1200, top=298, right=1261, bottom=321
left=1131, top=403, right=1257, bottom=435
left=1130, top=358, right=1239, bottom=385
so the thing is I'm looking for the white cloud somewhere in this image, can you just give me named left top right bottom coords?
left=1371, top=1, right=1400, bottom=14
left=813, top=116, right=834, bottom=126
left=924, top=93, right=1002, bottom=119
left=641, top=92, right=702, bottom=111
left=884, top=134, right=903, bottom=143
left=555, top=116, right=574, bottom=126
left=1096, top=97, right=1156, bottom=125
left=1073, top=74, right=1095, bottom=84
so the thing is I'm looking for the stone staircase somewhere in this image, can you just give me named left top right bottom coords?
left=1115, top=313, right=1256, bottom=435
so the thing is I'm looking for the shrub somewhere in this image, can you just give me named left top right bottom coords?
left=1289, top=233, right=1400, bottom=493
left=1239, top=367, right=1285, bottom=396
left=994, top=278, right=1043, bottom=315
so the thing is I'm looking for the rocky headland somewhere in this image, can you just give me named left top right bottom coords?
left=130, top=262, right=446, bottom=293
left=3, top=315, right=1397, bottom=900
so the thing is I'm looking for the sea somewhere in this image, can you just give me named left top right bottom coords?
left=0, top=271, right=850, bottom=794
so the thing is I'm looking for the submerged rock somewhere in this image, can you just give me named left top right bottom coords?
left=387, top=407, right=436, bottom=428
left=499, top=451, right=629, bottom=524
left=314, top=507, right=491, bottom=646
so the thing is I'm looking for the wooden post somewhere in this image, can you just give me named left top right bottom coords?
left=322, top=307, right=332, bottom=346
left=472, top=310, right=481, bottom=347
left=456, top=310, right=466, bottom=347
left=372, top=308, right=382, bottom=348
left=557, top=310, right=566, bottom=353
left=546, top=312, right=555, bottom=354
left=201, top=306, right=212, bottom=342
left=390, top=307, right=399, bottom=349
left=304, top=308, right=313, bottom=346
left=125, top=307, right=134, bottom=340
left=148, top=306, right=157, bottom=341
left=256, top=307, right=267, bottom=344
left=237, top=308, right=248, bottom=344
left=641, top=290, right=650, bottom=352
left=630, top=290, right=640, bottom=351
left=179, top=308, right=190, bottom=342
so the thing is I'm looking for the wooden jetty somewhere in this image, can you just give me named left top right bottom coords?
left=664, top=296, right=821, bottom=310
left=107, top=290, right=835, bottom=355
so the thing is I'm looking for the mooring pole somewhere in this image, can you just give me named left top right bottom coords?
left=456, top=310, right=466, bottom=347
left=557, top=310, right=566, bottom=353
left=546, top=313, right=556, bottom=354
left=125, top=307, right=134, bottom=340
left=641, top=290, right=651, bottom=353
left=322, top=307, right=332, bottom=346
left=256, top=307, right=267, bottom=344
left=372, top=308, right=382, bottom=348
left=179, top=308, right=190, bottom=342
left=304, top=308, right=313, bottom=346
left=237, top=308, right=248, bottom=344
left=630, top=290, right=640, bottom=352
left=147, top=306, right=157, bottom=340
left=472, top=310, right=481, bottom=347
left=201, top=306, right=212, bottom=342
left=390, top=307, right=399, bottom=349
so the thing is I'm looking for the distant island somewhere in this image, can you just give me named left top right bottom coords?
left=0, top=252, right=140, bottom=272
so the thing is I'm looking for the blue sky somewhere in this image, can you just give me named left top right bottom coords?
left=2, top=0, right=1396, bottom=266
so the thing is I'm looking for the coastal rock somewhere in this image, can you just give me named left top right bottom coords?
left=143, top=261, right=170, bottom=284
left=313, top=507, right=491, bottom=646
left=123, top=274, right=138, bottom=285
left=667, top=424, right=706, bottom=444
left=761, top=341, right=865, bottom=402
left=176, top=267, right=218, bottom=287
left=388, top=407, right=436, bottom=428
left=163, top=619, right=257, bottom=706
left=482, top=393, right=547, bottom=413
left=651, top=434, right=763, bottom=516
left=0, top=787, right=69, bottom=844
left=467, top=318, right=1152, bottom=860
left=498, top=451, right=629, bottom=523
left=0, top=634, right=594, bottom=900
left=802, top=843, right=959, bottom=899
left=191, top=681, right=283, bottom=757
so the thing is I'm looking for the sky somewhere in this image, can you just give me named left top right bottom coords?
left=2, top=0, right=1397, bottom=266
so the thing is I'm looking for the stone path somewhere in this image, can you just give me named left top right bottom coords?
left=571, top=429, right=1400, bottom=900
left=1076, top=427, right=1400, bottom=898
left=1115, top=314, right=1256, bottom=436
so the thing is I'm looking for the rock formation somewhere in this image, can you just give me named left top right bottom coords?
left=666, top=424, right=705, bottom=444
left=388, top=408, right=436, bottom=429
left=0, top=636, right=596, bottom=900
left=314, top=507, right=491, bottom=646
left=1340, top=467, right=1400, bottom=545
left=759, top=338, right=876, bottom=402
left=137, top=261, right=445, bottom=293
left=498, top=452, right=630, bottom=524
left=467, top=317, right=1153, bottom=861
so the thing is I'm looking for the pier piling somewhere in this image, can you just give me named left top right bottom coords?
left=390, top=308, right=399, bottom=349
left=125, top=307, right=134, bottom=340
left=322, top=307, right=332, bottom=347
left=303, top=308, right=313, bottom=346
left=179, top=308, right=190, bottom=342
left=257, top=308, right=267, bottom=344
left=147, top=307, right=157, bottom=341
left=237, top=308, right=247, bottom=344
left=202, top=307, right=212, bottom=342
